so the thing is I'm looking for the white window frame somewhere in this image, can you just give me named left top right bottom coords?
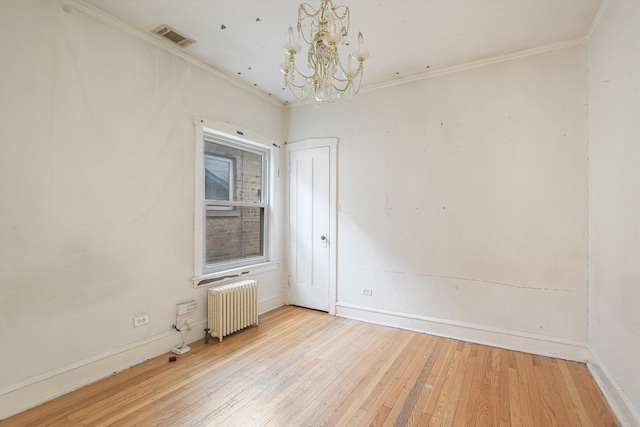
left=194, top=117, right=277, bottom=287
left=204, top=154, right=234, bottom=208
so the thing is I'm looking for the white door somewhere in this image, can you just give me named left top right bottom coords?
left=288, top=139, right=336, bottom=312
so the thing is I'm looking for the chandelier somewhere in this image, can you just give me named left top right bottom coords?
left=281, top=0, right=369, bottom=103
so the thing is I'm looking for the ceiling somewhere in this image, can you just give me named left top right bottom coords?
left=81, top=0, right=603, bottom=104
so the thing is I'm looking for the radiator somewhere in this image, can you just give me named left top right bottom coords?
left=207, top=280, right=259, bottom=342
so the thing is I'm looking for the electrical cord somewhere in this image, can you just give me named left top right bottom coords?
left=172, top=316, right=191, bottom=350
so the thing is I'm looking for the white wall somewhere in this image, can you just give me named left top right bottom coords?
left=8, top=0, right=638, bottom=422
left=287, top=45, right=589, bottom=360
left=588, top=1, right=640, bottom=425
left=0, top=0, right=285, bottom=418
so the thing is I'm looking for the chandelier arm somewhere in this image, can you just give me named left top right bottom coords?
left=289, top=63, right=316, bottom=81
left=287, top=80, right=310, bottom=90
left=329, top=80, right=350, bottom=92
left=328, top=74, right=351, bottom=85
left=329, top=59, right=365, bottom=90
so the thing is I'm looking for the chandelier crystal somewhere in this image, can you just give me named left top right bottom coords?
left=281, top=0, right=369, bottom=103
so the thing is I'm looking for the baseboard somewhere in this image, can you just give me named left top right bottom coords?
left=587, top=347, right=640, bottom=427
left=259, top=293, right=285, bottom=314
left=0, top=318, right=207, bottom=420
left=336, top=302, right=587, bottom=362
left=0, top=295, right=285, bottom=421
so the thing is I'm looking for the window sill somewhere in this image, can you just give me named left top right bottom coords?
left=193, top=261, right=280, bottom=288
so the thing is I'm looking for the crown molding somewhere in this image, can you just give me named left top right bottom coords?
left=286, top=36, right=587, bottom=110
left=63, top=0, right=284, bottom=108
left=360, top=37, right=587, bottom=95
left=587, top=0, right=611, bottom=40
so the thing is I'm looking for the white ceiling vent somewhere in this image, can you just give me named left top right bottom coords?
left=152, top=24, right=195, bottom=48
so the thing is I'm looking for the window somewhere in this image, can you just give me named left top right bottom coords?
left=195, top=119, right=271, bottom=278
left=204, top=155, right=233, bottom=202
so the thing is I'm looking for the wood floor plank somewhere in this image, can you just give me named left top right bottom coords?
left=548, top=355, right=583, bottom=425
left=257, top=323, right=375, bottom=424
left=451, top=350, right=477, bottom=427
left=350, top=332, right=419, bottom=424
left=253, top=324, right=384, bottom=427
left=393, top=338, right=445, bottom=427
left=538, top=355, right=572, bottom=427
left=522, top=353, right=542, bottom=427
left=557, top=359, right=593, bottom=427
left=197, top=321, right=370, bottom=426
left=419, top=339, right=458, bottom=422
left=489, top=348, right=501, bottom=427
left=381, top=334, right=437, bottom=426
left=424, top=341, right=464, bottom=426
left=468, top=345, right=493, bottom=427
left=498, top=348, right=512, bottom=427
left=310, top=330, right=396, bottom=426
left=0, top=306, right=619, bottom=427
left=338, top=332, right=416, bottom=426
left=508, top=367, right=524, bottom=427
left=567, top=360, right=619, bottom=426
left=587, top=388, right=620, bottom=427
left=456, top=344, right=482, bottom=426
left=515, top=352, right=535, bottom=426
left=531, top=361, right=558, bottom=427
left=403, top=338, right=454, bottom=427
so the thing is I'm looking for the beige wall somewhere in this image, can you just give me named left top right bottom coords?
left=288, top=45, right=589, bottom=358
left=588, top=0, right=640, bottom=424
left=0, top=0, right=284, bottom=418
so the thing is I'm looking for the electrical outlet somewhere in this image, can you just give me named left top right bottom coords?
left=134, top=314, right=149, bottom=327
left=182, top=317, right=194, bottom=327
left=362, top=289, right=373, bottom=296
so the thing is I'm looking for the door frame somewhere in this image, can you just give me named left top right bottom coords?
left=286, top=138, right=338, bottom=315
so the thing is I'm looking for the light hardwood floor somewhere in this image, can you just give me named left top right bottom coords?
left=2, top=306, right=618, bottom=426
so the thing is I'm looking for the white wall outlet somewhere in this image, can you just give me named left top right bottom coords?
left=182, top=317, right=194, bottom=327
left=176, top=300, right=196, bottom=315
left=134, top=314, right=149, bottom=327
left=362, top=289, right=373, bottom=296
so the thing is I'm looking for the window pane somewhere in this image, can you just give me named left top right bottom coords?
left=204, top=156, right=231, bottom=201
left=204, top=141, right=263, bottom=203
left=205, top=206, right=265, bottom=265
